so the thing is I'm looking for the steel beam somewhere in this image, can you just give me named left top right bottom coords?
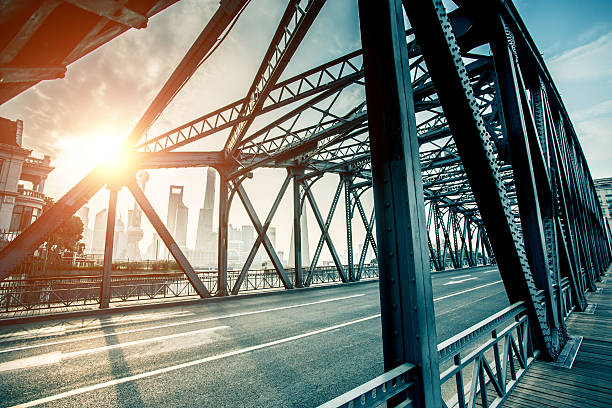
left=304, top=185, right=348, bottom=285
left=359, top=0, right=440, bottom=406
left=231, top=174, right=291, bottom=294
left=100, top=188, right=118, bottom=309
left=225, top=0, right=326, bottom=154
left=291, top=167, right=305, bottom=287
left=235, top=183, right=293, bottom=290
left=491, top=28, right=562, bottom=352
left=127, top=180, right=210, bottom=298
left=217, top=175, right=230, bottom=296
left=402, top=0, right=553, bottom=358
left=344, top=173, right=355, bottom=281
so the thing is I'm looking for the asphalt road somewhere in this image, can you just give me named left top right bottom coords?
left=0, top=266, right=508, bottom=408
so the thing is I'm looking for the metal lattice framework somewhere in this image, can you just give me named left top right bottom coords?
left=0, top=0, right=610, bottom=406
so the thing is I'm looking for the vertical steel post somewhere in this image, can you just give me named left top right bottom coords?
left=217, top=175, right=229, bottom=296
left=291, top=167, right=304, bottom=287
left=343, top=173, right=355, bottom=281
left=358, top=0, right=441, bottom=406
left=100, top=187, right=118, bottom=309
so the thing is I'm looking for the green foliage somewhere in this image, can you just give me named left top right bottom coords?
left=43, top=198, right=84, bottom=253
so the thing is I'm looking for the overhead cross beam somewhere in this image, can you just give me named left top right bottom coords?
left=224, top=0, right=326, bottom=155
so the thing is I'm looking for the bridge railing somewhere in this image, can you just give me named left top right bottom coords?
left=321, top=302, right=538, bottom=408
left=438, top=302, right=538, bottom=408
left=0, top=265, right=379, bottom=314
left=317, top=363, right=417, bottom=408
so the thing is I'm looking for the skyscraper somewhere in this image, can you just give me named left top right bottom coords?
left=166, top=185, right=189, bottom=249
left=194, top=168, right=217, bottom=266
left=195, top=168, right=216, bottom=251
left=92, top=208, right=107, bottom=254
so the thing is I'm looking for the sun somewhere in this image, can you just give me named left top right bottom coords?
left=56, top=128, right=136, bottom=186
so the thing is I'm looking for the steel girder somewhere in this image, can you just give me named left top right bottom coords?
left=0, top=1, right=607, bottom=383
left=358, top=0, right=440, bottom=405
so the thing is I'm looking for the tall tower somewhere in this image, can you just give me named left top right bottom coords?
left=195, top=168, right=216, bottom=250
left=126, top=170, right=148, bottom=260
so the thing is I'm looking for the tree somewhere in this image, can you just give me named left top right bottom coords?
left=42, top=198, right=84, bottom=253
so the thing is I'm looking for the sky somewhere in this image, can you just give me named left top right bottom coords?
left=0, top=0, right=610, bottom=260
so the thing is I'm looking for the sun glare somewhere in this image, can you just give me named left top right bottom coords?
left=56, top=129, right=135, bottom=185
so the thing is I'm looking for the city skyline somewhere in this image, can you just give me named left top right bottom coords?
left=0, top=0, right=609, bottom=263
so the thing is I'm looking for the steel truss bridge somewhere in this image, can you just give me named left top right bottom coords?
left=0, top=0, right=611, bottom=407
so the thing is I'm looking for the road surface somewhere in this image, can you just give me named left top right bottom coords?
left=0, top=266, right=508, bottom=407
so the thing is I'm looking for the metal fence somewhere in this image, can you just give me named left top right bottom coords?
left=0, top=264, right=379, bottom=314
left=437, top=302, right=538, bottom=408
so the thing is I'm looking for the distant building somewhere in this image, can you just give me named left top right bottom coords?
left=0, top=117, right=53, bottom=234
left=75, top=206, right=93, bottom=250
left=594, top=177, right=612, bottom=234
left=145, top=233, right=162, bottom=260
left=90, top=208, right=127, bottom=258
left=126, top=171, right=148, bottom=260
left=92, top=209, right=107, bottom=254
left=193, top=169, right=217, bottom=267
left=166, top=185, right=188, bottom=249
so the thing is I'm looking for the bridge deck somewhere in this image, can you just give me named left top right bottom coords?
left=501, top=274, right=612, bottom=408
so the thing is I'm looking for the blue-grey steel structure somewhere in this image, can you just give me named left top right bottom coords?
left=0, top=0, right=610, bottom=406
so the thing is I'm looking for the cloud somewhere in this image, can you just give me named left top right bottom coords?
left=571, top=99, right=612, bottom=179
left=547, top=31, right=612, bottom=82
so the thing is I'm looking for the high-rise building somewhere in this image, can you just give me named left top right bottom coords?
left=594, top=177, right=612, bottom=233
left=195, top=168, right=216, bottom=250
left=166, top=185, right=189, bottom=249
left=91, top=209, right=128, bottom=258
left=145, top=233, right=162, bottom=260
left=193, top=169, right=217, bottom=266
left=75, top=206, right=92, bottom=251
left=92, top=209, right=107, bottom=254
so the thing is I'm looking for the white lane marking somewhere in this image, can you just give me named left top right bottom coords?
left=443, top=277, right=477, bottom=285
left=0, top=326, right=228, bottom=373
left=0, top=293, right=366, bottom=354
left=0, top=310, right=195, bottom=342
left=8, top=315, right=380, bottom=408
left=449, top=274, right=472, bottom=280
left=7, top=280, right=506, bottom=407
left=0, top=352, right=61, bottom=372
left=434, top=280, right=502, bottom=301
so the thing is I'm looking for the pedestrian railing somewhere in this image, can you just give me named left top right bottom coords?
left=0, top=265, right=379, bottom=315
left=438, top=302, right=538, bottom=408
left=317, top=363, right=416, bottom=408
left=321, top=302, right=538, bottom=408
left=558, top=277, right=574, bottom=320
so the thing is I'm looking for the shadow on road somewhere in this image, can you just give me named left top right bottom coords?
left=101, top=316, right=145, bottom=407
